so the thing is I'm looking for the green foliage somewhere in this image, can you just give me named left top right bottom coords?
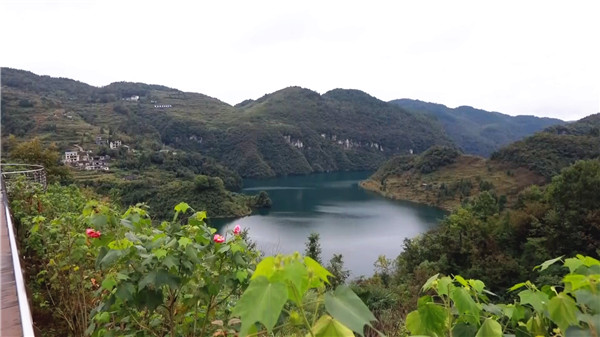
left=389, top=159, right=600, bottom=302
left=7, top=137, right=71, bottom=183
left=8, top=180, right=115, bottom=336
left=305, top=232, right=323, bottom=264
left=90, top=203, right=259, bottom=337
left=414, top=146, right=461, bottom=174
left=406, top=255, right=600, bottom=337
left=233, top=253, right=380, bottom=337
left=327, top=254, right=350, bottom=289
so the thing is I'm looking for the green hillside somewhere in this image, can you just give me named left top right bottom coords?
left=491, top=113, right=600, bottom=178
left=362, top=114, right=600, bottom=210
left=1, top=68, right=453, bottom=179
left=361, top=146, right=546, bottom=210
left=390, top=98, right=564, bottom=157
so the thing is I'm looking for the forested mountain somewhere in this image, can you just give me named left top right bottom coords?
left=491, top=113, right=600, bottom=178
left=390, top=98, right=564, bottom=156
left=1, top=68, right=452, bottom=179
left=363, top=114, right=600, bottom=210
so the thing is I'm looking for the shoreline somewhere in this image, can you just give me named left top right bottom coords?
left=359, top=179, right=455, bottom=212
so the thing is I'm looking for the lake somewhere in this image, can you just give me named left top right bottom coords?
left=214, top=171, right=447, bottom=277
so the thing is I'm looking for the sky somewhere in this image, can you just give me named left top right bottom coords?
left=1, top=0, right=598, bottom=121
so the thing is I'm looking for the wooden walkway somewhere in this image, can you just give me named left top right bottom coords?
left=1, top=176, right=33, bottom=336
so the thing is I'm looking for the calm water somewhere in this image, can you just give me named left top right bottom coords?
left=214, top=171, right=446, bottom=277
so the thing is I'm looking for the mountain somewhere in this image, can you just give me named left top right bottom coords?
left=362, top=114, right=600, bottom=210
left=491, top=113, right=600, bottom=178
left=389, top=98, right=564, bottom=157
left=1, top=68, right=453, bottom=179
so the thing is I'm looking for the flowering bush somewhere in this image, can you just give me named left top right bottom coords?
left=86, top=228, right=101, bottom=238
left=89, top=202, right=260, bottom=337
left=8, top=180, right=121, bottom=336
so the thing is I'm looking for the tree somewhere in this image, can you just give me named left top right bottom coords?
left=327, top=253, right=350, bottom=289
left=9, top=137, right=71, bottom=183
left=304, top=232, right=322, bottom=264
left=253, top=191, right=272, bottom=208
left=546, top=159, right=600, bottom=255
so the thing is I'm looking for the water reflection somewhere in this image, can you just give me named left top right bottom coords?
left=215, top=171, right=446, bottom=277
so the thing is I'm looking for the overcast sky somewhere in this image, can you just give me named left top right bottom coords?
left=1, top=0, right=598, bottom=120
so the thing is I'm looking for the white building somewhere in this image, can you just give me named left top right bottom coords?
left=109, top=140, right=122, bottom=149
left=64, top=151, right=79, bottom=163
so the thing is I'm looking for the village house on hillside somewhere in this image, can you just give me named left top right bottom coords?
left=96, top=135, right=125, bottom=150
left=110, top=140, right=122, bottom=149
left=63, top=136, right=130, bottom=171
left=63, top=149, right=109, bottom=171
left=95, top=136, right=108, bottom=145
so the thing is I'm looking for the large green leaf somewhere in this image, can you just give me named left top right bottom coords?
left=436, top=276, right=454, bottom=296
left=417, top=301, right=448, bottom=337
left=525, top=315, right=546, bottom=337
left=518, top=289, right=549, bottom=313
left=252, top=256, right=275, bottom=280
left=90, top=214, right=108, bottom=227
left=421, top=273, right=439, bottom=292
left=101, top=275, right=117, bottom=291
left=174, top=202, right=190, bottom=213
left=274, top=259, right=308, bottom=304
left=453, top=322, right=477, bottom=337
left=468, top=279, right=485, bottom=294
left=310, top=315, right=354, bottom=337
left=405, top=311, right=426, bottom=336
left=574, top=290, right=600, bottom=315
left=548, top=293, right=579, bottom=333
left=232, top=276, right=288, bottom=337
left=475, top=318, right=502, bottom=337
left=564, top=257, right=585, bottom=273
left=324, top=285, right=376, bottom=337
left=99, top=249, right=123, bottom=269
left=305, top=256, right=333, bottom=285
left=450, top=287, right=480, bottom=324
left=138, top=271, right=157, bottom=290
left=535, top=256, right=563, bottom=271
left=154, top=270, right=181, bottom=289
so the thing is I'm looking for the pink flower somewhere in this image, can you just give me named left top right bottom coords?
left=233, top=224, right=241, bottom=235
left=86, top=228, right=101, bottom=239
left=213, top=234, right=225, bottom=243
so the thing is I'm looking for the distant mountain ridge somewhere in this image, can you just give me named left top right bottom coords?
left=2, top=67, right=567, bottom=179
left=389, top=98, right=564, bottom=157
left=1, top=68, right=452, bottom=178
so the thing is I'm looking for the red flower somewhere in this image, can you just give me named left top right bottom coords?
left=213, top=234, right=225, bottom=243
left=86, top=228, right=101, bottom=239
left=233, top=224, right=241, bottom=235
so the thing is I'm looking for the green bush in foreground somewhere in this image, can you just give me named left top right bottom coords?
left=407, top=255, right=600, bottom=337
